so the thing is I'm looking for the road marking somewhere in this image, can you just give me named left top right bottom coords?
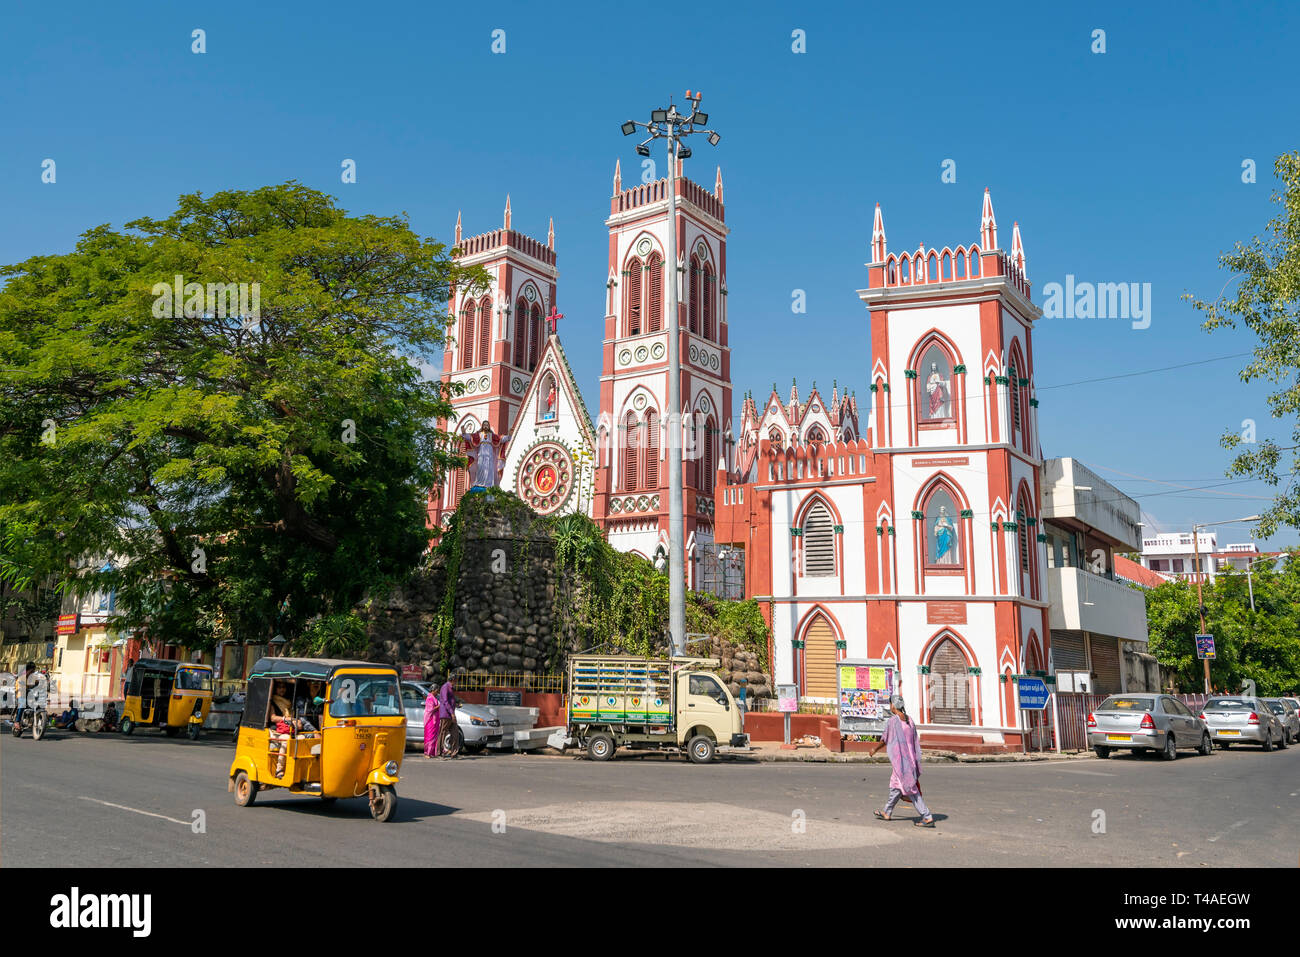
left=78, top=796, right=192, bottom=827
left=1206, top=819, right=1250, bottom=843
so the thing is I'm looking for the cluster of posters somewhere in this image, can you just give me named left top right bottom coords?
left=838, top=662, right=895, bottom=732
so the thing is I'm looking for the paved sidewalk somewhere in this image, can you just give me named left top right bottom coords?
left=745, top=741, right=1096, bottom=763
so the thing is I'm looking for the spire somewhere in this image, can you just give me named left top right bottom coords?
left=454, top=210, right=462, bottom=245
left=613, top=158, right=622, bottom=194
left=871, top=203, right=887, bottom=263
left=547, top=216, right=555, bottom=250
left=790, top=377, right=798, bottom=406
left=714, top=165, right=724, bottom=201
left=1011, top=221, right=1026, bottom=278
left=832, top=379, right=839, bottom=406
left=504, top=194, right=512, bottom=231
left=980, top=187, right=997, bottom=250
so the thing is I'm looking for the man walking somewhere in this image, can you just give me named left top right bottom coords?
left=870, top=695, right=935, bottom=827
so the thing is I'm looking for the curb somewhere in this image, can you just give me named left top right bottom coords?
left=748, top=748, right=1095, bottom=764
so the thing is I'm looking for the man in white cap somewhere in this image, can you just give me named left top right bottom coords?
left=870, top=695, right=935, bottom=827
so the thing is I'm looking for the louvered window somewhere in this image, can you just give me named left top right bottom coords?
left=460, top=301, right=477, bottom=369
left=703, top=265, right=716, bottom=340
left=624, top=412, right=640, bottom=491
left=702, top=421, right=716, bottom=494
left=803, top=502, right=835, bottom=577
left=513, top=297, right=528, bottom=366
left=803, top=617, right=837, bottom=698
left=528, top=303, right=543, bottom=371
left=646, top=254, right=663, bottom=332
left=478, top=297, right=492, bottom=367
left=626, top=257, right=643, bottom=335
left=644, top=410, right=659, bottom=488
left=688, top=256, right=700, bottom=334
left=1010, top=367, right=1022, bottom=433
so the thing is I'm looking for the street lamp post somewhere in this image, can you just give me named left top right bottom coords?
left=621, top=92, right=721, bottom=657
left=1190, top=515, right=1261, bottom=693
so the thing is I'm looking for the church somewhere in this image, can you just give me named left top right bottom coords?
left=428, top=167, right=1050, bottom=751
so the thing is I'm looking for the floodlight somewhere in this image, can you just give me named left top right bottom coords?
left=707, top=131, right=720, bottom=146
left=621, top=121, right=637, bottom=136
left=635, top=143, right=650, bottom=157
left=677, top=146, right=692, bottom=159
left=651, top=108, right=668, bottom=122
left=694, top=111, right=708, bottom=125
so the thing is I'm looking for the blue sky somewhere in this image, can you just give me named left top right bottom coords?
left=3, top=0, right=1296, bottom=547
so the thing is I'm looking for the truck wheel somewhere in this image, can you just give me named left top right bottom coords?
left=688, top=735, right=716, bottom=764
left=586, top=733, right=615, bottom=761
left=233, top=772, right=258, bottom=807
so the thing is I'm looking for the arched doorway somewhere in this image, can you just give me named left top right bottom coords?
left=802, top=615, right=838, bottom=698
left=930, top=638, right=972, bottom=725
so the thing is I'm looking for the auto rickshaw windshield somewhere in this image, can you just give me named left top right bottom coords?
left=329, top=674, right=402, bottom=717
left=176, top=668, right=212, bottom=692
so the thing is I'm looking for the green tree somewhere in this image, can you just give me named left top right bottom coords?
left=1189, top=151, right=1300, bottom=539
left=1144, top=553, right=1300, bottom=694
left=0, top=183, right=485, bottom=649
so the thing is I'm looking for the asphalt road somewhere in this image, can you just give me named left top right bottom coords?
left=2, top=730, right=1297, bottom=867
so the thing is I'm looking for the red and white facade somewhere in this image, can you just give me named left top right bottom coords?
left=715, top=191, right=1051, bottom=749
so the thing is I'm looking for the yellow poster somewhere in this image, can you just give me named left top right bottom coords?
left=840, top=666, right=856, bottom=689
left=869, top=667, right=886, bottom=690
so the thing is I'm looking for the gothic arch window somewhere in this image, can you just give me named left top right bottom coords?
left=769, top=427, right=784, bottom=446
left=702, top=263, right=716, bottom=341
left=922, top=483, right=964, bottom=570
left=1008, top=340, right=1028, bottom=447
left=801, top=499, right=836, bottom=577
left=477, top=296, right=492, bottom=368
left=623, top=411, right=640, bottom=491
left=1016, top=485, right=1038, bottom=598
left=929, top=636, right=973, bottom=725
left=688, top=254, right=701, bottom=335
left=644, top=409, right=660, bottom=489
left=528, top=302, right=543, bottom=371
left=645, top=253, right=663, bottom=333
left=513, top=296, right=528, bottom=366
left=460, top=300, right=477, bottom=370
left=915, top=338, right=956, bottom=424
left=806, top=425, right=827, bottom=444
left=701, top=416, right=717, bottom=495
left=538, top=372, right=558, bottom=423
left=625, top=256, right=643, bottom=336
left=800, top=612, right=839, bottom=698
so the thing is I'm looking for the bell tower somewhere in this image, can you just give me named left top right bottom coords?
left=428, top=199, right=558, bottom=528
left=594, top=161, right=733, bottom=573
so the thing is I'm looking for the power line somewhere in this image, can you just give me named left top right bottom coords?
left=1036, top=352, right=1254, bottom=390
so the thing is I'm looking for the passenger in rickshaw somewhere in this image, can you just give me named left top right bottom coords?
left=268, top=681, right=299, bottom=778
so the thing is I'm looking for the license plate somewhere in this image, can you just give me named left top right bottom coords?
left=1106, top=734, right=1130, bottom=741
left=1219, top=729, right=1240, bottom=735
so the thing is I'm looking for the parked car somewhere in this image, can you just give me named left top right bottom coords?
left=1087, top=694, right=1211, bottom=760
left=1200, top=696, right=1286, bottom=751
left=1263, top=698, right=1299, bottom=745
left=400, top=681, right=502, bottom=754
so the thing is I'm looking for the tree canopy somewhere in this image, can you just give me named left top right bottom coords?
left=0, top=182, right=485, bottom=648
left=1190, top=151, right=1300, bottom=538
left=1144, top=552, right=1300, bottom=695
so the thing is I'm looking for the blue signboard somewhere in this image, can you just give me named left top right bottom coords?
left=1195, top=634, right=1215, bottom=660
left=1016, top=676, right=1050, bottom=711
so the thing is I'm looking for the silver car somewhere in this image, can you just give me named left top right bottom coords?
left=400, top=681, right=502, bottom=754
left=1201, top=696, right=1286, bottom=751
left=1263, top=698, right=1299, bottom=745
left=1087, top=694, right=1212, bottom=760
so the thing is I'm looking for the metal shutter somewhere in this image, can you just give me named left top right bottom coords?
left=804, top=618, right=838, bottom=698
left=931, top=639, right=972, bottom=725
left=1052, top=631, right=1086, bottom=671
left=1090, top=636, right=1122, bottom=695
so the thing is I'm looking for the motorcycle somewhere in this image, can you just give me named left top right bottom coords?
left=9, top=705, right=49, bottom=740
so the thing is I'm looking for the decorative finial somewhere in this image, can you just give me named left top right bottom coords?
left=547, top=216, right=555, bottom=250
left=455, top=210, right=462, bottom=245
left=980, top=187, right=997, bottom=250
left=871, top=203, right=886, bottom=263
left=1011, top=221, right=1026, bottom=279
left=715, top=165, right=724, bottom=201
left=613, top=158, right=622, bottom=193
left=504, top=194, right=512, bottom=230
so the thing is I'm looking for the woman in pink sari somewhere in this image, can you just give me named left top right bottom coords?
left=870, top=695, right=935, bottom=827
left=423, top=685, right=440, bottom=758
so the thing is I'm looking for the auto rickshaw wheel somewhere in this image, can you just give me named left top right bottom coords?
left=164, top=726, right=180, bottom=737
left=120, top=718, right=135, bottom=735
left=233, top=771, right=258, bottom=807
left=186, top=723, right=201, bottom=741
left=369, top=785, right=397, bottom=823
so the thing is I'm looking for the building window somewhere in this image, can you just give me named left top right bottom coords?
left=513, top=296, right=528, bottom=366
left=478, top=296, right=492, bottom=367
left=802, top=501, right=835, bottom=576
left=625, top=256, right=643, bottom=336
left=460, top=300, right=477, bottom=370
left=646, top=253, right=663, bottom=333
left=623, top=412, right=640, bottom=491
left=688, top=255, right=701, bottom=335
left=806, top=425, right=827, bottom=444
left=702, top=264, right=716, bottom=341
left=644, top=409, right=659, bottom=489
left=528, top=302, right=543, bottom=371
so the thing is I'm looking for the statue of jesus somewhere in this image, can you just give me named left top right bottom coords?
left=925, top=361, right=951, bottom=419
left=464, top=423, right=509, bottom=491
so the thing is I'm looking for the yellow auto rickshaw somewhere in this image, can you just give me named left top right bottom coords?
left=120, top=658, right=213, bottom=739
left=228, top=658, right=406, bottom=822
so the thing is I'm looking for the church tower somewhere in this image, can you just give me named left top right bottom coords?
left=593, top=161, right=733, bottom=576
left=428, top=199, right=559, bottom=528
left=859, top=189, right=1047, bottom=742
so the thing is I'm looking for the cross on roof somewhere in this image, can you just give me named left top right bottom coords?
left=545, top=305, right=564, bottom=336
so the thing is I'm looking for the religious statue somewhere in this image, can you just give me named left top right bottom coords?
left=925, top=361, right=951, bottom=419
left=932, top=505, right=958, bottom=565
left=462, top=423, right=510, bottom=491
